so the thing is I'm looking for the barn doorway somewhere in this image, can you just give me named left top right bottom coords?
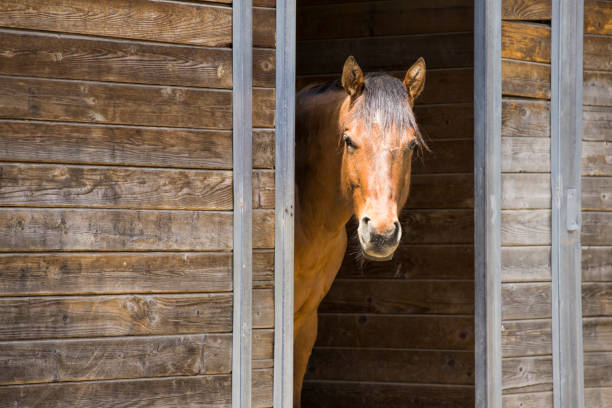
left=295, top=0, right=476, bottom=406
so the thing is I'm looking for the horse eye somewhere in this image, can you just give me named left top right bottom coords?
left=344, top=135, right=357, bottom=150
left=408, top=140, right=418, bottom=151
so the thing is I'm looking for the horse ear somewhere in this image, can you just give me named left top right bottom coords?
left=342, top=56, right=364, bottom=98
left=404, top=57, right=426, bottom=106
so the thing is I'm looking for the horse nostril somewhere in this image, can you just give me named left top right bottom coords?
left=362, top=216, right=370, bottom=225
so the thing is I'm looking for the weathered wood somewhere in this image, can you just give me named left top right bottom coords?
left=502, top=319, right=552, bottom=357
left=582, top=246, right=612, bottom=282
left=399, top=209, right=473, bottom=244
left=585, top=0, right=612, bottom=35
left=502, top=174, right=551, bottom=209
left=412, top=140, right=474, bottom=174
left=502, top=391, right=553, bottom=407
left=502, top=59, right=551, bottom=99
left=316, top=314, right=474, bottom=350
left=584, top=35, right=612, bottom=72
left=253, top=170, right=275, bottom=209
left=502, top=246, right=551, bottom=282
left=583, top=105, right=612, bottom=142
left=0, top=0, right=232, bottom=47
left=319, top=280, right=474, bottom=315
left=502, top=22, right=551, bottom=63
left=302, top=381, right=475, bottom=408
left=414, top=104, right=474, bottom=140
left=0, top=208, right=274, bottom=251
left=254, top=130, right=275, bottom=169
left=502, top=98, right=550, bottom=138
left=502, top=0, right=551, bottom=20
left=502, top=283, right=552, bottom=320
left=502, top=210, right=551, bottom=245
left=584, top=71, right=612, bottom=107
left=253, top=329, right=274, bottom=369
left=584, top=387, right=612, bottom=408
left=253, top=7, right=276, bottom=48
left=584, top=352, right=612, bottom=388
left=502, top=356, right=553, bottom=393
left=406, top=174, right=473, bottom=209
left=305, top=348, right=474, bottom=385
left=583, top=283, right=612, bottom=317
left=583, top=177, right=612, bottom=211
left=583, top=317, right=612, bottom=352
left=253, top=368, right=273, bottom=408
left=337, top=244, right=473, bottom=280
left=502, top=136, right=550, bottom=172
left=582, top=212, right=612, bottom=245
left=297, top=33, right=474, bottom=75
left=297, top=0, right=473, bottom=40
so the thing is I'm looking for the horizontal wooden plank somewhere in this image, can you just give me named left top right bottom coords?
left=583, top=282, right=612, bottom=317
left=583, top=317, right=612, bottom=352
left=319, top=280, right=474, bottom=315
left=502, top=246, right=551, bottom=282
left=253, top=7, right=276, bottom=48
left=305, top=348, right=475, bottom=385
left=0, top=251, right=273, bottom=296
left=0, top=0, right=232, bottom=47
left=583, top=105, right=612, bottom=142
left=502, top=21, right=551, bottom=63
left=297, top=33, right=474, bottom=75
left=337, top=242, right=474, bottom=280
left=502, top=136, right=550, bottom=172
left=413, top=140, right=473, bottom=174
left=583, top=212, right=612, bottom=246
left=502, top=356, right=552, bottom=393
left=502, top=0, right=551, bottom=20
left=316, top=314, right=474, bottom=350
left=584, top=71, right=612, bottom=107
left=502, top=319, right=552, bottom=357
left=502, top=98, right=550, bottom=138
left=584, top=352, right=612, bottom=388
left=297, top=0, right=473, bottom=40
left=253, top=170, right=274, bottom=209
left=0, top=121, right=275, bottom=169
left=502, top=391, right=552, bottom=407
left=399, top=209, right=473, bottom=244
left=406, top=174, right=473, bottom=209
left=583, top=246, right=612, bottom=282
left=585, top=387, right=612, bottom=408
left=199, top=331, right=274, bottom=375
left=583, top=177, right=612, bottom=211
left=414, top=104, right=474, bottom=140
left=502, top=174, right=551, bottom=209
left=0, top=31, right=276, bottom=88
left=502, top=210, right=551, bottom=245
left=502, top=59, right=550, bottom=99
left=253, top=368, right=273, bottom=408
left=585, top=0, right=612, bottom=35
left=584, top=35, right=612, bottom=72
left=0, top=290, right=272, bottom=340
left=302, top=381, right=474, bottom=408
left=0, top=208, right=274, bottom=251
left=253, top=329, right=274, bottom=370
left=0, top=77, right=275, bottom=129
left=502, top=283, right=551, bottom=320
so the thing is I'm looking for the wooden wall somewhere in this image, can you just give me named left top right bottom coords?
left=582, top=1, right=612, bottom=407
left=0, top=1, right=275, bottom=406
left=296, top=1, right=475, bottom=406
left=499, top=1, right=554, bottom=406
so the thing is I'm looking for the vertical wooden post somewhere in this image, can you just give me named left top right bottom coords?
left=233, top=0, right=253, bottom=406
left=551, top=0, right=585, bottom=406
left=274, top=0, right=296, bottom=406
left=474, top=0, right=502, bottom=407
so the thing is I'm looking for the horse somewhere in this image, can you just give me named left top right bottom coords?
left=294, top=55, right=427, bottom=406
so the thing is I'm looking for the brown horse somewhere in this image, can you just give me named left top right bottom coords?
left=294, top=56, right=427, bottom=406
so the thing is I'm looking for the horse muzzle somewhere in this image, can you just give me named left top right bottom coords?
left=357, top=216, right=401, bottom=262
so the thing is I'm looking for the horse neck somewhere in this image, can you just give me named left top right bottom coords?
left=296, top=90, right=352, bottom=240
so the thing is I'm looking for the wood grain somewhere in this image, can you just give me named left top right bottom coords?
left=316, top=314, right=474, bottom=350
left=406, top=174, right=473, bottom=209
left=583, top=283, right=612, bottom=317
left=585, top=0, right=612, bottom=35
left=399, top=209, right=473, bottom=244
left=583, top=212, right=612, bottom=246
left=0, top=208, right=274, bottom=251
left=584, top=35, right=612, bottom=72
left=582, top=246, right=612, bottom=282
left=584, top=71, right=612, bottom=107
left=584, top=387, right=612, bottom=408
left=502, top=210, right=551, bottom=246
left=502, top=319, right=552, bottom=357
left=583, top=317, right=612, bottom=352
left=502, top=174, right=551, bottom=209
left=502, top=22, right=551, bottom=63
left=502, top=283, right=551, bottom=320
left=305, top=348, right=474, bottom=385
left=502, top=98, right=550, bottom=138
left=583, top=177, right=612, bottom=211
left=583, top=105, right=612, bottom=142
left=584, top=352, right=612, bottom=388
left=502, top=0, right=551, bottom=20
left=502, top=136, right=550, bottom=172
left=502, top=356, right=552, bottom=393
left=502, top=246, right=551, bottom=282
left=503, top=391, right=552, bottom=407
left=502, top=59, right=550, bottom=99
left=319, top=280, right=474, bottom=315
left=414, top=104, right=474, bottom=140
left=412, top=140, right=474, bottom=174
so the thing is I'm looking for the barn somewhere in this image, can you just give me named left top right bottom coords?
left=0, top=0, right=609, bottom=407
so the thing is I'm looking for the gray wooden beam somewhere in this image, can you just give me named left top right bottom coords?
left=551, top=0, right=585, bottom=407
left=273, top=0, right=296, bottom=407
left=232, top=0, right=253, bottom=406
left=474, top=0, right=502, bottom=407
